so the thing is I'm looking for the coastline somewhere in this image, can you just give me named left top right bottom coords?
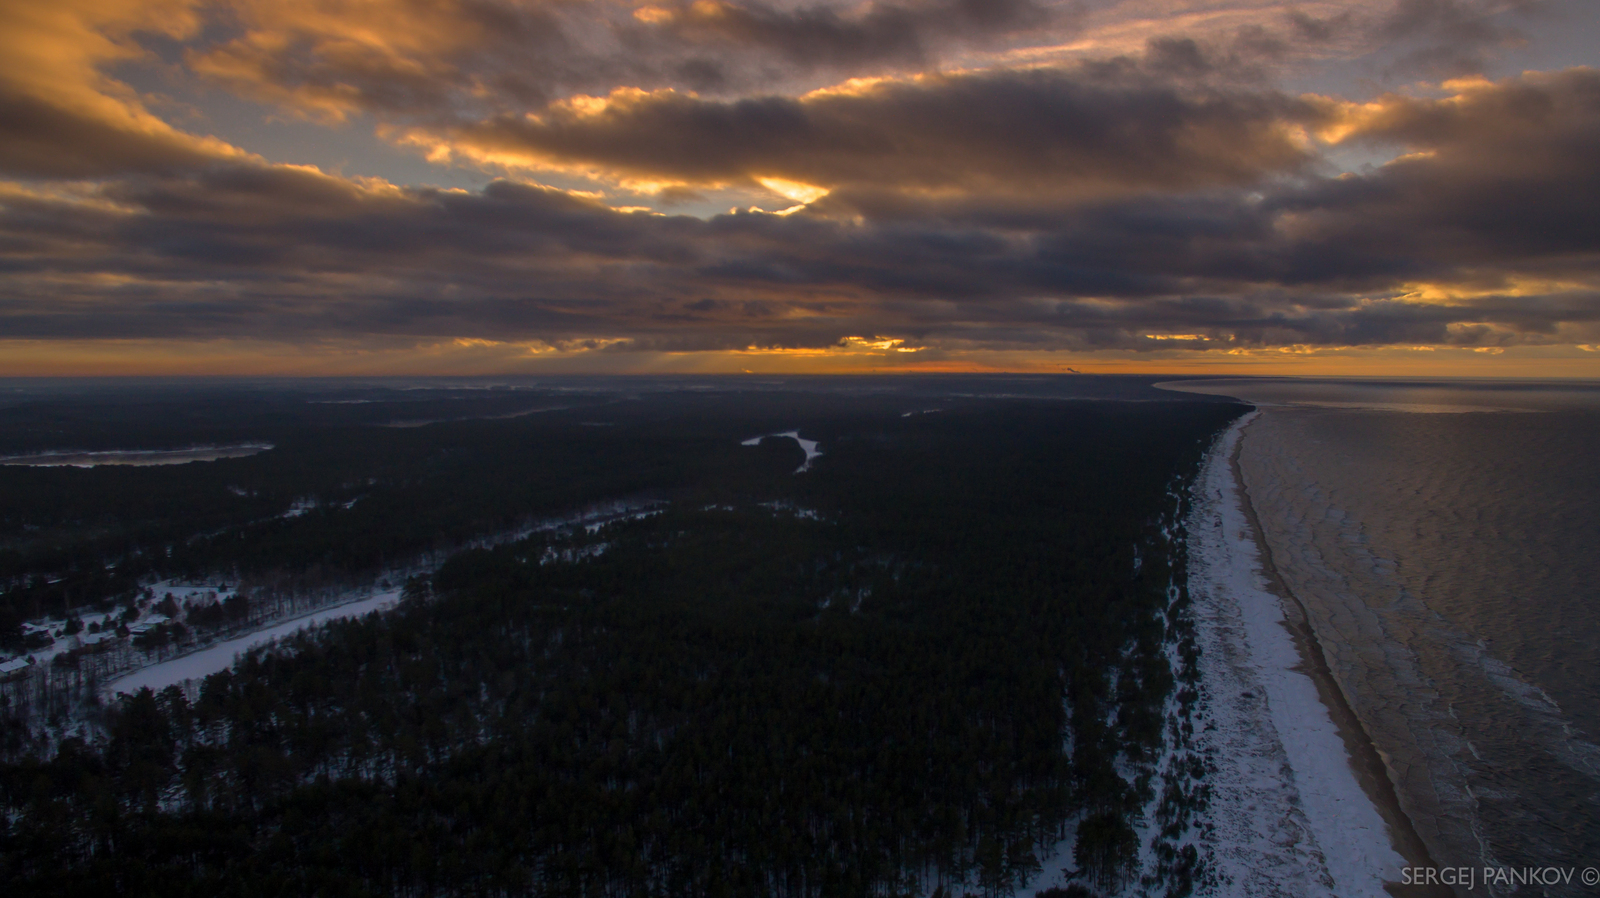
left=1187, top=409, right=1441, bottom=897
left=1225, top=411, right=1453, bottom=897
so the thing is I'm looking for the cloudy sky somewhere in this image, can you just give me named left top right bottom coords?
left=1, top=0, right=1596, bottom=374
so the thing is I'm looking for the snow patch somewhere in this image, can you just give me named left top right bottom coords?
left=740, top=430, right=823, bottom=473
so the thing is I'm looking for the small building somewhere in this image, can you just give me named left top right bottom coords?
left=127, top=614, right=171, bottom=636
left=76, top=632, right=117, bottom=653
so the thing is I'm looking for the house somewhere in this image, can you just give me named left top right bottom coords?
left=126, top=613, right=171, bottom=636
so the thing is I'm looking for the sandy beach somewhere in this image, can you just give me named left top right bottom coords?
left=1185, top=411, right=1422, bottom=897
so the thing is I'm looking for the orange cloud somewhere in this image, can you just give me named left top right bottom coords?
left=402, top=68, right=1324, bottom=202
left=6, top=336, right=1599, bottom=378
left=187, top=0, right=555, bottom=121
left=0, top=0, right=250, bottom=177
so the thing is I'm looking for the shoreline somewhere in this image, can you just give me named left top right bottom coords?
left=1186, top=409, right=1434, bottom=897
left=1225, top=411, right=1452, bottom=898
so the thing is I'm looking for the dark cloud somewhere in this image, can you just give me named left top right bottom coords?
left=1108, top=0, right=1539, bottom=91
left=1381, top=0, right=1513, bottom=47
left=1377, top=0, right=1529, bottom=76
left=0, top=0, right=249, bottom=180
left=0, top=90, right=242, bottom=179
left=1, top=69, right=1595, bottom=355
left=1285, top=67, right=1600, bottom=263
left=177, top=0, right=1069, bottom=125
left=1285, top=9, right=1349, bottom=43
left=186, top=0, right=577, bottom=119
left=633, top=0, right=1056, bottom=70
left=431, top=65, right=1326, bottom=199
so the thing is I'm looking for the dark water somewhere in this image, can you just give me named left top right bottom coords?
left=1168, top=379, right=1600, bottom=894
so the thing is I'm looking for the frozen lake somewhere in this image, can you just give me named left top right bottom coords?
left=0, top=444, right=272, bottom=467
left=740, top=430, right=822, bottom=473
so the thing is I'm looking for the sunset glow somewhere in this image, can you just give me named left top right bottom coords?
left=0, top=0, right=1595, bottom=375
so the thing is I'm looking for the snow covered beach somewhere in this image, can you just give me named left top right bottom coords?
left=979, top=409, right=1428, bottom=898
left=1184, top=411, right=1410, bottom=897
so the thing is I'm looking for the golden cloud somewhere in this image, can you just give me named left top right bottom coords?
left=0, top=0, right=251, bottom=177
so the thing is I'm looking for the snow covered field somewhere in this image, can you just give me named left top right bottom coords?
left=1184, top=412, right=1404, bottom=897
left=106, top=590, right=400, bottom=696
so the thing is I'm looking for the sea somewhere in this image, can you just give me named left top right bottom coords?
left=1163, top=378, right=1600, bottom=895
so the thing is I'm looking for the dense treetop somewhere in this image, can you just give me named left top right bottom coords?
left=0, top=378, right=1241, bottom=897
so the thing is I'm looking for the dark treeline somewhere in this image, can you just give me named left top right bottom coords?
left=0, top=377, right=1208, bottom=645
left=0, top=393, right=1242, bottom=897
left=0, top=390, right=618, bottom=639
left=0, top=384, right=857, bottom=642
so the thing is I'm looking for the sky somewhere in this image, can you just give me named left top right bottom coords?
left=0, top=0, right=1597, bottom=375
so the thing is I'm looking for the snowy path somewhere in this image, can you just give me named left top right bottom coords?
left=106, top=590, right=400, bottom=695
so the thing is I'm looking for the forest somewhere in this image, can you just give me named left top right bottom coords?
left=0, top=376, right=1241, bottom=896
